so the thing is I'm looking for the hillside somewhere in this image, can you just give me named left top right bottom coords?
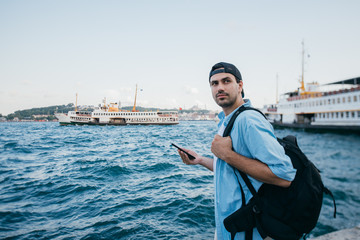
left=5, top=104, right=75, bottom=121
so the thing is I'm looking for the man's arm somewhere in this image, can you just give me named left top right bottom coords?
left=177, top=148, right=214, bottom=172
left=211, top=135, right=291, bottom=188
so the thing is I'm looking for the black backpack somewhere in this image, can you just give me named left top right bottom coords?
left=222, top=106, right=337, bottom=240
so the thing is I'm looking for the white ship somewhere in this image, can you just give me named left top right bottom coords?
left=262, top=43, right=360, bottom=133
left=55, top=87, right=179, bottom=126
left=262, top=77, right=360, bottom=133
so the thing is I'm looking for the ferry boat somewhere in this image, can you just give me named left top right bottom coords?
left=262, top=77, right=360, bottom=133
left=262, top=43, right=360, bottom=133
left=55, top=87, right=179, bottom=126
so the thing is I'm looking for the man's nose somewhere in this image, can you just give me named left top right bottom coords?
left=217, top=82, right=225, bottom=91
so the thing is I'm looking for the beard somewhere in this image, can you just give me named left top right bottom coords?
left=214, top=91, right=238, bottom=108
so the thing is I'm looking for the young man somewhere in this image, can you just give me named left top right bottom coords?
left=177, top=62, right=296, bottom=240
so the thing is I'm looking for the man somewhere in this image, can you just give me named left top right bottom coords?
left=177, top=62, right=296, bottom=240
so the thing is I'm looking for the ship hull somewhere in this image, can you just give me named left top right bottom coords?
left=59, top=121, right=178, bottom=126
left=271, top=122, right=360, bottom=134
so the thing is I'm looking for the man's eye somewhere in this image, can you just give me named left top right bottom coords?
left=211, top=82, right=218, bottom=86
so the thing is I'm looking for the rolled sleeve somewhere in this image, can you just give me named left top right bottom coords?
left=237, top=111, right=296, bottom=182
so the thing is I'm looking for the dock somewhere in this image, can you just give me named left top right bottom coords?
left=310, top=225, right=360, bottom=240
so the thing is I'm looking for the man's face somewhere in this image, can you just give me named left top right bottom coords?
left=209, top=72, right=243, bottom=109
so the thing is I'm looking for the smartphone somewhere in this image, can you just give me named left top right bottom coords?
left=171, top=143, right=196, bottom=160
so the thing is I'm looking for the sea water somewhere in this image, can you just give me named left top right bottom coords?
left=0, top=121, right=359, bottom=239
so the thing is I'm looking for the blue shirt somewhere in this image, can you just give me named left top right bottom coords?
left=214, top=100, right=296, bottom=240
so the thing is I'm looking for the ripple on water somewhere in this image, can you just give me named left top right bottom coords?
left=0, top=122, right=359, bottom=239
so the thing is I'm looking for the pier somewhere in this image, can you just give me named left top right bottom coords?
left=310, top=225, right=360, bottom=240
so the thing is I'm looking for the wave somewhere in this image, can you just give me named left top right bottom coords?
left=0, top=122, right=359, bottom=239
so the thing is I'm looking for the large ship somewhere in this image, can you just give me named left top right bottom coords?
left=262, top=43, right=360, bottom=133
left=55, top=87, right=179, bottom=126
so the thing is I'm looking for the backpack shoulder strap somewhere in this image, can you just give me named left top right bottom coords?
left=222, top=106, right=265, bottom=198
left=223, top=106, right=267, bottom=137
left=222, top=106, right=265, bottom=240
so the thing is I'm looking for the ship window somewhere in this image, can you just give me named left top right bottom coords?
left=328, top=99, right=331, bottom=105
left=337, top=98, right=340, bottom=104
left=351, top=112, right=355, bottom=118
left=340, top=112, right=344, bottom=118
left=346, top=112, right=349, bottom=118
left=343, top=97, right=346, bottom=103
left=332, top=99, right=335, bottom=104
left=348, top=96, right=351, bottom=102
left=358, top=111, right=360, bottom=118
left=354, top=96, right=358, bottom=102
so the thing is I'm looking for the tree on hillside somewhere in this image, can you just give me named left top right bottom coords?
left=7, top=104, right=75, bottom=120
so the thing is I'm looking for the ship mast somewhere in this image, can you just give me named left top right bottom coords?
left=300, top=40, right=306, bottom=92
left=75, top=93, right=78, bottom=112
left=276, top=73, right=279, bottom=103
left=132, top=84, right=138, bottom=112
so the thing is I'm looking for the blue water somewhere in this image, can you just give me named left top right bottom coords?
left=0, top=122, right=359, bottom=239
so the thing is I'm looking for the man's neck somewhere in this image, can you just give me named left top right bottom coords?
left=223, top=99, right=245, bottom=116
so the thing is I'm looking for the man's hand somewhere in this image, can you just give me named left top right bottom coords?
left=177, top=148, right=201, bottom=165
left=211, top=135, right=292, bottom=188
left=211, top=134, right=233, bottom=160
left=176, top=146, right=214, bottom=171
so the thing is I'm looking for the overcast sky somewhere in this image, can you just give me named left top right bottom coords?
left=1, top=0, right=359, bottom=115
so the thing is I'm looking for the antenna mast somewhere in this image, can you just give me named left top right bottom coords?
left=75, top=93, right=78, bottom=111
left=276, top=73, right=279, bottom=103
left=300, top=40, right=305, bottom=92
left=132, top=84, right=138, bottom=112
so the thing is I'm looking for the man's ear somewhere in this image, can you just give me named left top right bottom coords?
left=238, top=81, right=243, bottom=94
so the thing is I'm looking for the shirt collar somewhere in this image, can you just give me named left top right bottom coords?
left=218, top=99, right=252, bottom=128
